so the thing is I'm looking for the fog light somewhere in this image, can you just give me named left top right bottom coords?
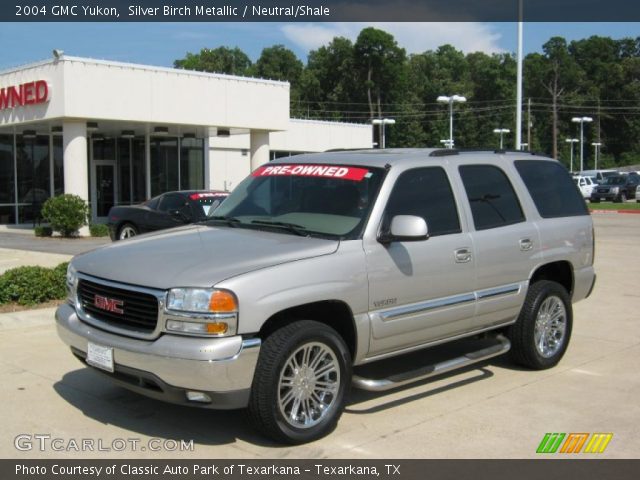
left=186, top=391, right=212, bottom=403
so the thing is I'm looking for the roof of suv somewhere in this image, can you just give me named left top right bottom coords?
left=271, top=148, right=555, bottom=168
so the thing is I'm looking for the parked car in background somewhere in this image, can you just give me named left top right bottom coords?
left=107, top=190, right=229, bottom=240
left=573, top=175, right=597, bottom=199
left=590, top=174, right=640, bottom=203
left=580, top=169, right=619, bottom=184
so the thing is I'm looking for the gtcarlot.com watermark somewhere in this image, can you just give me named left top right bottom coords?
left=14, top=434, right=194, bottom=453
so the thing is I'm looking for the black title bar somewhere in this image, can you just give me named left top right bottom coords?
left=4, top=0, right=640, bottom=22
left=3, top=459, right=640, bottom=480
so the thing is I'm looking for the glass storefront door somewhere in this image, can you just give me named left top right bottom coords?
left=92, top=161, right=117, bottom=220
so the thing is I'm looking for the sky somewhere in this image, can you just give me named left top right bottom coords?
left=0, top=22, right=638, bottom=70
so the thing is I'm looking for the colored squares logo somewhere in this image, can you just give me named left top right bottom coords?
left=537, top=433, right=613, bottom=454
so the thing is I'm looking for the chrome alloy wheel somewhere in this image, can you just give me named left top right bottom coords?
left=534, top=296, right=567, bottom=358
left=119, top=225, right=137, bottom=239
left=277, top=342, right=340, bottom=429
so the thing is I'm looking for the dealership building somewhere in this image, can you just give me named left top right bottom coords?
left=0, top=55, right=372, bottom=225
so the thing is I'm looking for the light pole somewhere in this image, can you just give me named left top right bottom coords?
left=493, top=128, right=510, bottom=149
left=437, top=95, right=466, bottom=148
left=591, top=142, right=602, bottom=170
left=571, top=116, right=593, bottom=173
left=520, top=142, right=529, bottom=151
left=440, top=139, right=454, bottom=148
left=371, top=118, right=396, bottom=149
left=565, top=138, right=578, bottom=173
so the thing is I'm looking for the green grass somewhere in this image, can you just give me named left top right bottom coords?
left=589, top=201, right=640, bottom=210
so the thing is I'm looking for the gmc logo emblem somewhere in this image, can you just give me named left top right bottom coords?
left=94, top=294, right=124, bottom=314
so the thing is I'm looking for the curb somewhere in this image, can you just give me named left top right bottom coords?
left=590, top=209, right=640, bottom=214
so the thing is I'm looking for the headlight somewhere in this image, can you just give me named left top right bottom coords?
left=66, top=263, right=78, bottom=306
left=165, top=288, right=238, bottom=336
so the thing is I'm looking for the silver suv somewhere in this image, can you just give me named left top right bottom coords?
left=56, top=149, right=596, bottom=444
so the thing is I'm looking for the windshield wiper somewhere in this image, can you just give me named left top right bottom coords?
left=204, top=215, right=242, bottom=227
left=250, top=220, right=309, bottom=237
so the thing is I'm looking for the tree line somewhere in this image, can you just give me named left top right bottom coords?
left=174, top=27, right=640, bottom=169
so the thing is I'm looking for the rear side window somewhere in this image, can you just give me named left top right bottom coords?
left=459, top=165, right=525, bottom=230
left=386, top=167, right=461, bottom=236
left=515, top=160, right=588, bottom=218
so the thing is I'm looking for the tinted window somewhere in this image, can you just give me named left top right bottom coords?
left=515, top=160, right=588, bottom=218
left=158, top=193, right=187, bottom=212
left=386, top=167, right=461, bottom=236
left=459, top=165, right=525, bottom=230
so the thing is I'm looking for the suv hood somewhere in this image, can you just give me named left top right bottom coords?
left=73, top=225, right=339, bottom=290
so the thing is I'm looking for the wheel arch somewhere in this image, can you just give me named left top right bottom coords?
left=529, top=260, right=574, bottom=297
left=258, top=300, right=357, bottom=360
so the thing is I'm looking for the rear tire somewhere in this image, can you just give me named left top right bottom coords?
left=117, top=223, right=138, bottom=240
left=248, top=320, right=351, bottom=444
left=507, top=280, right=572, bottom=370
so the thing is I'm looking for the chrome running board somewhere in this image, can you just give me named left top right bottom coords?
left=352, top=335, right=510, bottom=392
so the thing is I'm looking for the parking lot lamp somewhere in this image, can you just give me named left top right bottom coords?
left=493, top=128, right=510, bottom=149
left=571, top=117, right=593, bottom=172
left=565, top=138, right=578, bottom=173
left=591, top=142, right=602, bottom=170
left=437, top=95, right=466, bottom=148
left=371, top=118, right=396, bottom=149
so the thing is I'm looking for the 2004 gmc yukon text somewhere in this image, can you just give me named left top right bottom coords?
left=56, top=149, right=596, bottom=444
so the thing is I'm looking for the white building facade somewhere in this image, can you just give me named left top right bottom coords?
left=0, top=55, right=372, bottom=225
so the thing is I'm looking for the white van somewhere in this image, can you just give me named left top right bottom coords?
left=580, top=169, right=618, bottom=184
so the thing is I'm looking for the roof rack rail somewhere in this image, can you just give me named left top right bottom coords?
left=429, top=149, right=460, bottom=157
left=430, top=147, right=552, bottom=158
left=324, top=147, right=374, bottom=153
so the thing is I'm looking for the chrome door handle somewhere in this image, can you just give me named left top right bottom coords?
left=519, top=238, right=533, bottom=251
left=454, top=248, right=472, bottom=263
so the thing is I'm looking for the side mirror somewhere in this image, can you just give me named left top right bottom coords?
left=379, top=215, right=429, bottom=245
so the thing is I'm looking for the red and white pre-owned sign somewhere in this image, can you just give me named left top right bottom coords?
left=253, top=164, right=369, bottom=181
left=0, top=80, right=50, bottom=111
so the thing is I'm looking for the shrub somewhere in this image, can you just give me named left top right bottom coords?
left=89, top=223, right=109, bottom=237
left=41, top=194, right=89, bottom=237
left=34, top=226, right=53, bottom=237
left=0, top=262, right=68, bottom=306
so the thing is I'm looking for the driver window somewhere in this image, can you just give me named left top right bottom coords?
left=386, top=167, right=461, bottom=237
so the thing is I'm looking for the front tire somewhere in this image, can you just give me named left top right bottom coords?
left=248, top=320, right=351, bottom=444
left=507, top=280, right=572, bottom=370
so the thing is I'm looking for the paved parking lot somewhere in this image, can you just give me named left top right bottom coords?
left=0, top=214, right=638, bottom=459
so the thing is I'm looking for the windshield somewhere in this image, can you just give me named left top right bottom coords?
left=210, top=163, right=385, bottom=239
left=604, top=176, right=625, bottom=185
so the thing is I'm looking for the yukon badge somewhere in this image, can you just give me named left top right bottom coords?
left=93, top=294, right=124, bottom=314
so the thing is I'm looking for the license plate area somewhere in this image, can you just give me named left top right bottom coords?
left=86, top=342, right=114, bottom=372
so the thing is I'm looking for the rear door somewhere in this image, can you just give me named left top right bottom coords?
left=457, top=164, right=537, bottom=330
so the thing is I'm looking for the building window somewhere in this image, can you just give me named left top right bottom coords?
left=180, top=137, right=204, bottom=190
left=0, top=135, right=15, bottom=210
left=16, top=134, right=51, bottom=223
left=53, top=136, right=64, bottom=196
left=150, top=137, right=179, bottom=197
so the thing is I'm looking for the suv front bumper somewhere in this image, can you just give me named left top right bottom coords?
left=55, top=303, right=260, bottom=409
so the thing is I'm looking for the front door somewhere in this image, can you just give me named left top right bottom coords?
left=365, top=166, right=476, bottom=358
left=91, top=161, right=117, bottom=221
